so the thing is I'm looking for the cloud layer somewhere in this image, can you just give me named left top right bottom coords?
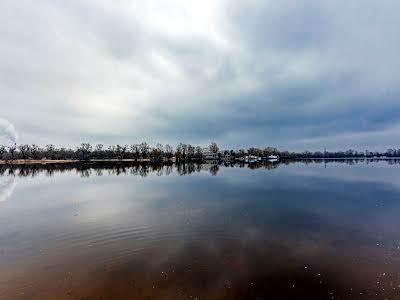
left=1, top=0, right=399, bottom=150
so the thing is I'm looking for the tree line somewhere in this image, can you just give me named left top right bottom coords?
left=0, top=142, right=218, bottom=162
left=1, top=142, right=399, bottom=161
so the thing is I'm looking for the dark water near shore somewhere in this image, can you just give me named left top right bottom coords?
left=1, top=161, right=400, bottom=300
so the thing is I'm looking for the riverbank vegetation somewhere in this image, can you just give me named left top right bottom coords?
left=1, top=142, right=399, bottom=163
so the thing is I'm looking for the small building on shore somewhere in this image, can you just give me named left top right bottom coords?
left=222, top=151, right=233, bottom=161
left=202, top=148, right=219, bottom=160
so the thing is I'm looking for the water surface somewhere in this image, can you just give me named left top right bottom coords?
left=1, top=161, right=400, bottom=299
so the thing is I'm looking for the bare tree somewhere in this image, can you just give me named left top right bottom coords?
left=139, top=142, right=149, bottom=159
left=181, top=144, right=188, bottom=159
left=77, top=143, right=92, bottom=161
left=156, top=143, right=164, bottom=153
left=0, top=145, right=6, bottom=160
left=164, top=144, right=174, bottom=159
left=209, top=142, right=219, bottom=153
left=8, top=144, right=17, bottom=160
left=45, top=144, right=56, bottom=159
left=129, top=144, right=139, bottom=160
left=238, top=149, right=246, bottom=158
left=187, top=144, right=195, bottom=159
left=115, top=144, right=127, bottom=161
left=94, top=144, right=104, bottom=159
left=176, top=143, right=184, bottom=162
left=30, top=144, right=41, bottom=159
left=107, top=145, right=115, bottom=159
left=151, top=143, right=164, bottom=161
left=18, top=144, right=30, bottom=160
left=195, top=146, right=203, bottom=160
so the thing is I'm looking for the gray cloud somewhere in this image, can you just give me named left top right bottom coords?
left=1, top=0, right=399, bottom=150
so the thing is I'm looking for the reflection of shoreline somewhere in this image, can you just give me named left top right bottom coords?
left=0, top=176, right=16, bottom=202
left=0, top=159, right=399, bottom=178
left=1, top=157, right=400, bottom=166
left=0, top=159, right=151, bottom=165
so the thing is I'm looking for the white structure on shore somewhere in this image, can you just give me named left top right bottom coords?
left=244, top=154, right=280, bottom=162
left=202, top=148, right=219, bottom=160
left=245, top=155, right=261, bottom=162
left=267, top=155, right=279, bottom=160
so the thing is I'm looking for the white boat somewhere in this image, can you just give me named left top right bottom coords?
left=267, top=155, right=280, bottom=160
left=245, top=155, right=260, bottom=163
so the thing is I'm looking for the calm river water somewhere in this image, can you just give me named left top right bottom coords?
left=0, top=160, right=400, bottom=300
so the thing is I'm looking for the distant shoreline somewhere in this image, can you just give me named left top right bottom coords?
left=1, top=157, right=400, bottom=165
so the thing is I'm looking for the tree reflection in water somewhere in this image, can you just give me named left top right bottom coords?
left=0, top=159, right=399, bottom=179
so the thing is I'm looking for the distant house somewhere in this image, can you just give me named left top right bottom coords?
left=266, top=155, right=279, bottom=160
left=202, top=148, right=219, bottom=160
left=245, top=155, right=261, bottom=163
left=222, top=151, right=232, bottom=161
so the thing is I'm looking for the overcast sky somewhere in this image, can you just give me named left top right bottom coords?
left=1, top=0, right=399, bottom=150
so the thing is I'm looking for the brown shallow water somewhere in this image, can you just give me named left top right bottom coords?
left=0, top=161, right=400, bottom=299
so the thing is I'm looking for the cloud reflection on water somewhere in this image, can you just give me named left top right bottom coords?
left=0, top=161, right=400, bottom=299
left=0, top=176, right=16, bottom=203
